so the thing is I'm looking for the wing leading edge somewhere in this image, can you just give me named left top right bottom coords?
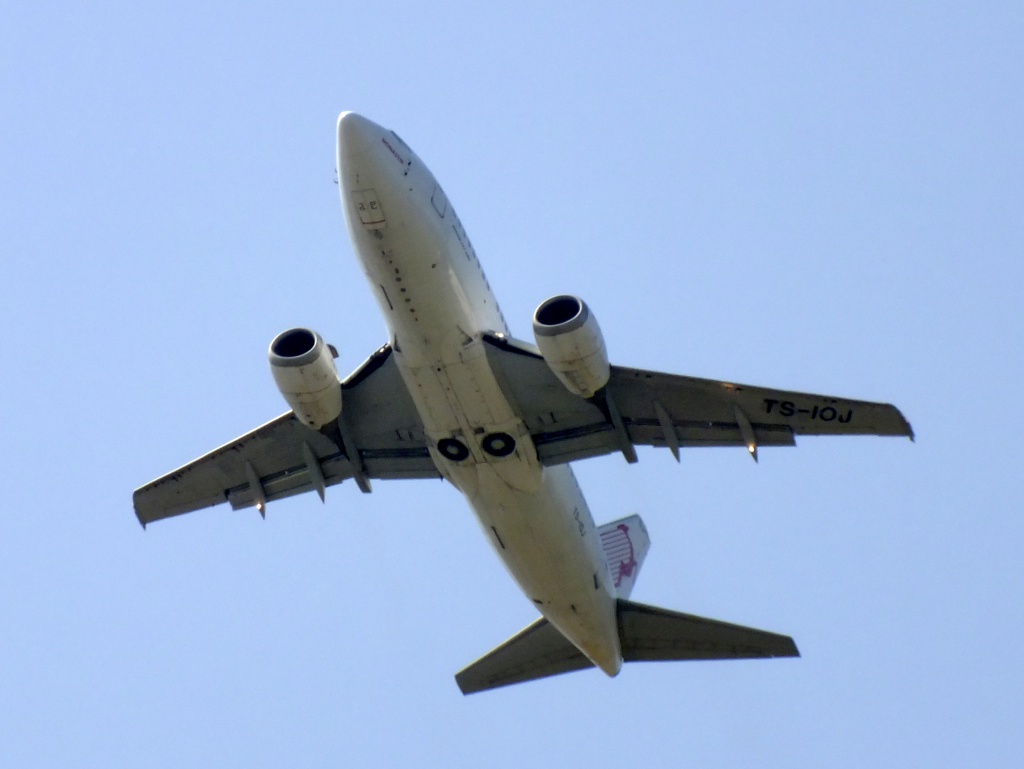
left=133, top=344, right=438, bottom=526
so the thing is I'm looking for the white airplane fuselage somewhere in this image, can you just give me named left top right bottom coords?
left=336, top=112, right=622, bottom=676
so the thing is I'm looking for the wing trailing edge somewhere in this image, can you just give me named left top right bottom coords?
left=455, top=599, right=799, bottom=694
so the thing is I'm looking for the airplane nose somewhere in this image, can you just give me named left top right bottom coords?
left=337, top=111, right=409, bottom=187
left=337, top=111, right=381, bottom=161
left=339, top=110, right=376, bottom=152
left=336, top=112, right=401, bottom=233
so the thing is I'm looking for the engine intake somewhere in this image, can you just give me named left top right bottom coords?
left=532, top=295, right=610, bottom=398
left=269, top=328, right=343, bottom=429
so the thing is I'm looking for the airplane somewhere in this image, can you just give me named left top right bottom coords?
left=134, top=112, right=914, bottom=694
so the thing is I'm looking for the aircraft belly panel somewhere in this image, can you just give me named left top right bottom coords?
left=344, top=140, right=505, bottom=356
left=465, top=463, right=621, bottom=674
left=343, top=137, right=619, bottom=668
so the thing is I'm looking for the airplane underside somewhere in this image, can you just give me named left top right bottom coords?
left=133, top=111, right=912, bottom=694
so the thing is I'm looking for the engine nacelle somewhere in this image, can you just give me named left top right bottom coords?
left=532, top=295, right=610, bottom=398
left=269, top=328, right=343, bottom=429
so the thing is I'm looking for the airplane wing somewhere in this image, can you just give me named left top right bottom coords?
left=482, top=334, right=913, bottom=465
left=133, top=344, right=438, bottom=526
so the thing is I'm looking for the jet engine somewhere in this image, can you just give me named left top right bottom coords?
left=269, top=328, right=343, bottom=429
left=532, top=295, right=610, bottom=398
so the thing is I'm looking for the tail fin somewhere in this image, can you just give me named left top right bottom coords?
left=455, top=599, right=799, bottom=694
left=597, top=515, right=650, bottom=599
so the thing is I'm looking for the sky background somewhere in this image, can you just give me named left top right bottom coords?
left=2, top=2, right=1022, bottom=767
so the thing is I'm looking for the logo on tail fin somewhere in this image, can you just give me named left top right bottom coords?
left=597, top=514, right=650, bottom=599
left=600, top=523, right=637, bottom=588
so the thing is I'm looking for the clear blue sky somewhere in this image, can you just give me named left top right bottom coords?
left=2, top=2, right=1022, bottom=767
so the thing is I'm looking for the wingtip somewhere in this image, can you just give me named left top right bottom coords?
left=454, top=674, right=474, bottom=696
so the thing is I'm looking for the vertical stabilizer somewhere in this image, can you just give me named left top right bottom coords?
left=597, top=515, right=650, bottom=598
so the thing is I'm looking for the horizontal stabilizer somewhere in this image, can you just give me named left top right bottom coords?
left=617, top=599, right=800, bottom=661
left=455, top=600, right=799, bottom=694
left=455, top=617, right=591, bottom=695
